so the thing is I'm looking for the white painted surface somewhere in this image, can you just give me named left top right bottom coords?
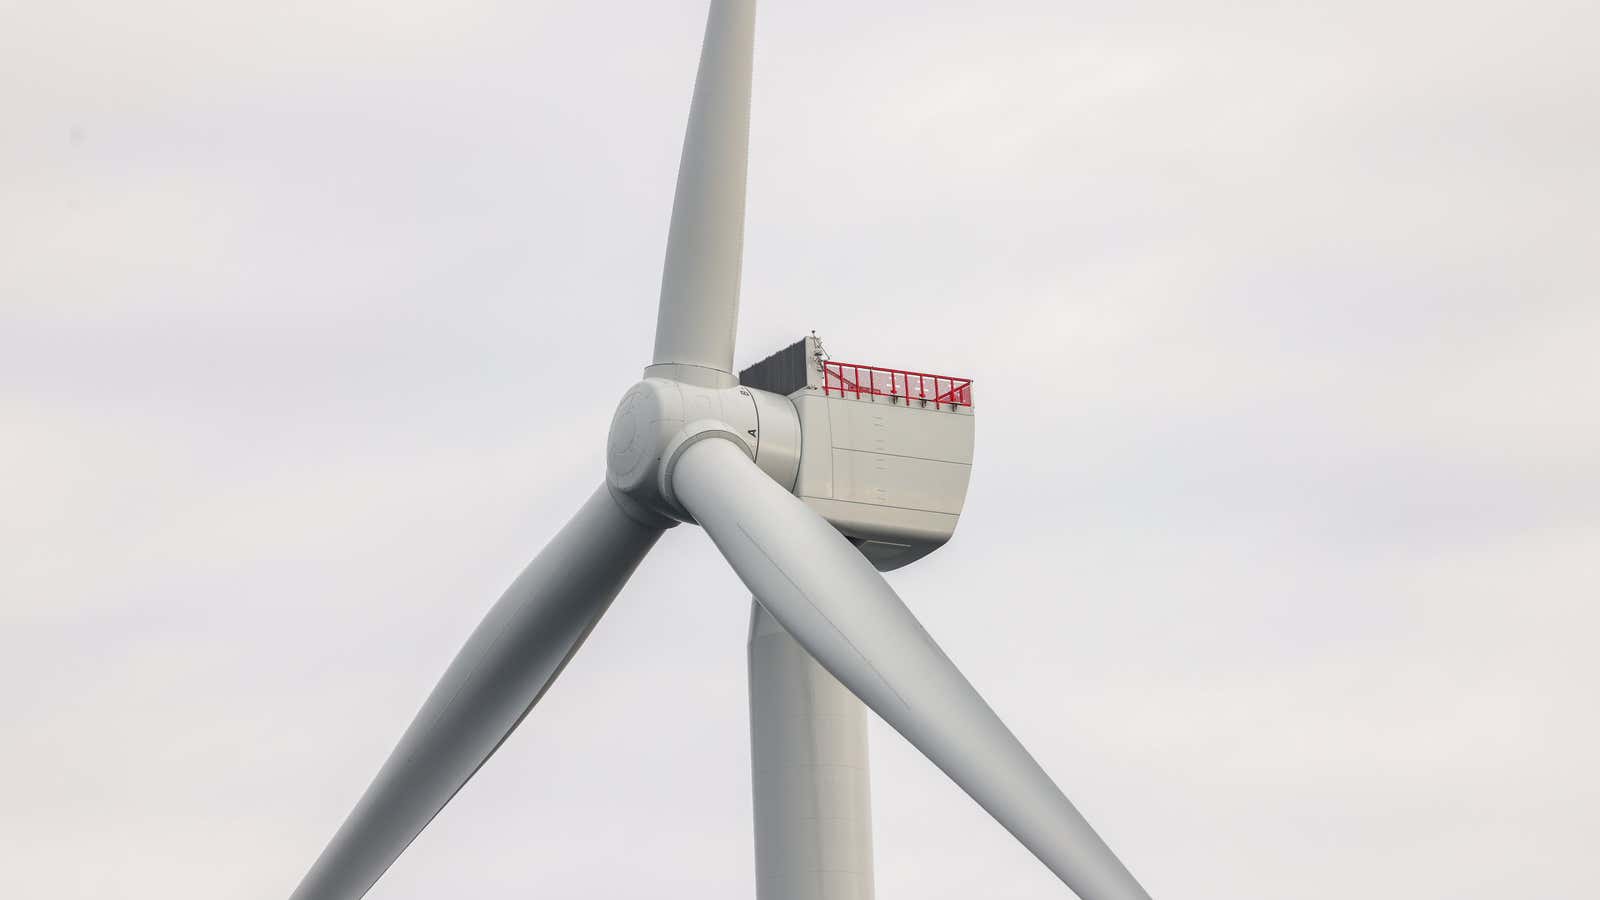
left=651, top=0, right=758, bottom=375
left=749, top=602, right=875, bottom=900
left=829, top=449, right=970, bottom=515
left=790, top=383, right=975, bottom=567
left=675, top=437, right=1153, bottom=900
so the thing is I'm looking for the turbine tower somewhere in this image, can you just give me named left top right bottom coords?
left=287, top=3, right=1153, bottom=898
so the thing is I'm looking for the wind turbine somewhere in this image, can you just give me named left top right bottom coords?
left=287, top=2, right=1153, bottom=898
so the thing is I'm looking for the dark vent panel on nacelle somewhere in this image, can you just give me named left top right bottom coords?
left=738, top=338, right=810, bottom=396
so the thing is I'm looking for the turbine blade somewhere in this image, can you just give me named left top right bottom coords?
left=652, top=0, right=757, bottom=377
left=288, top=486, right=664, bottom=900
left=672, top=438, right=1153, bottom=900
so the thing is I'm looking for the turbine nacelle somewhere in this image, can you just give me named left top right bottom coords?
left=606, top=333, right=977, bottom=571
left=741, top=335, right=977, bottom=570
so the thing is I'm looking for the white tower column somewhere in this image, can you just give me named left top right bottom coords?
left=748, top=600, right=875, bottom=900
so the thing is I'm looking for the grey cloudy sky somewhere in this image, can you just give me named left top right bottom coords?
left=3, top=1, right=1597, bottom=897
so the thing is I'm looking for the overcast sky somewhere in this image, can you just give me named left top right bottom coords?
left=3, top=1, right=1598, bottom=898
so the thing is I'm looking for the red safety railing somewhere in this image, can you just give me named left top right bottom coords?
left=822, top=360, right=973, bottom=409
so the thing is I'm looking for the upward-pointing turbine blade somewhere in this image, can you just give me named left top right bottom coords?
left=288, top=486, right=663, bottom=900
left=652, top=0, right=757, bottom=378
left=672, top=438, right=1154, bottom=900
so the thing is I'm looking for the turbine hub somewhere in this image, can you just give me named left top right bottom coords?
left=605, top=377, right=799, bottom=524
